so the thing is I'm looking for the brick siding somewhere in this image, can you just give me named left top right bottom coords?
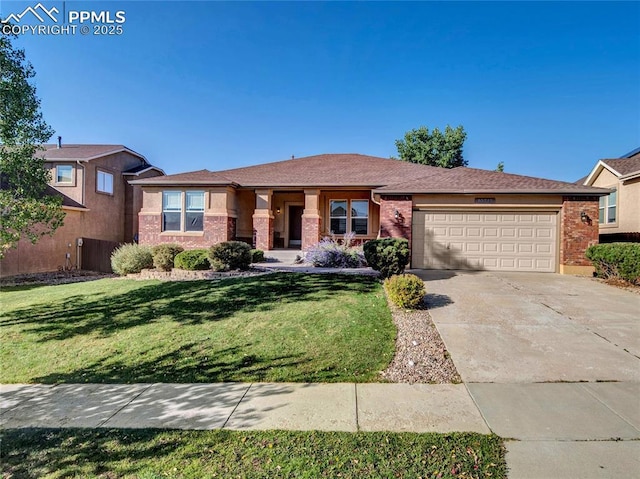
left=379, top=195, right=413, bottom=243
left=560, top=196, right=599, bottom=267
left=253, top=216, right=273, bottom=251
left=138, top=214, right=235, bottom=248
left=302, top=215, right=321, bottom=250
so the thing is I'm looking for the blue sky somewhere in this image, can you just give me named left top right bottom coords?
left=2, top=1, right=639, bottom=181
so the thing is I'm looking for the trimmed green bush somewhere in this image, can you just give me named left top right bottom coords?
left=585, top=242, right=640, bottom=284
left=208, top=241, right=252, bottom=271
left=363, top=238, right=410, bottom=278
left=250, top=249, right=265, bottom=263
left=151, top=244, right=184, bottom=271
left=110, top=243, right=153, bottom=276
left=174, top=249, right=211, bottom=271
left=384, top=274, right=426, bottom=309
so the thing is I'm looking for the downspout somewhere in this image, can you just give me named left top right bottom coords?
left=76, top=160, right=85, bottom=206
left=371, top=190, right=381, bottom=239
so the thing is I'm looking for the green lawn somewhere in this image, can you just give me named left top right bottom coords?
left=0, top=273, right=395, bottom=383
left=0, top=428, right=507, bottom=478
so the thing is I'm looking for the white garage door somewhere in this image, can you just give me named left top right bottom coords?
left=412, top=211, right=558, bottom=272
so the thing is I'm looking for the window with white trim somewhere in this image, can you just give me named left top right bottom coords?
left=56, top=165, right=73, bottom=184
left=599, top=190, right=617, bottom=224
left=330, top=199, right=369, bottom=235
left=97, top=170, right=114, bottom=194
left=162, top=191, right=204, bottom=232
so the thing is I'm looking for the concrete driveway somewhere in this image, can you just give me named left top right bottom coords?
left=414, top=271, right=640, bottom=383
left=414, top=270, right=640, bottom=478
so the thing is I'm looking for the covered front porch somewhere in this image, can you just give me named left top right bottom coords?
left=233, top=188, right=382, bottom=251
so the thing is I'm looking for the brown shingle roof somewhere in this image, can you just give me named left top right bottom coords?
left=133, top=154, right=443, bottom=188
left=375, top=167, right=610, bottom=195
left=601, top=157, right=640, bottom=177
left=132, top=153, right=608, bottom=195
left=40, top=144, right=146, bottom=162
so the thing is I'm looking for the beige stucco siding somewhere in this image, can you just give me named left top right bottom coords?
left=591, top=168, right=640, bottom=234
left=413, top=194, right=564, bottom=209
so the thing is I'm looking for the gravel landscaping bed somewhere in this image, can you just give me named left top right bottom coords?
left=381, top=300, right=461, bottom=384
left=0, top=270, right=115, bottom=287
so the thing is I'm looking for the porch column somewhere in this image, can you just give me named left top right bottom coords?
left=302, top=189, right=321, bottom=251
left=253, top=189, right=274, bottom=250
left=206, top=187, right=237, bottom=244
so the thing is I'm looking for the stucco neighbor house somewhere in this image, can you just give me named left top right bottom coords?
left=0, top=142, right=164, bottom=276
left=132, top=153, right=609, bottom=275
left=581, top=147, right=640, bottom=242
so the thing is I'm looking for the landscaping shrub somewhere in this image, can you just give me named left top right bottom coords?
left=363, top=238, right=410, bottom=278
left=585, top=242, right=640, bottom=284
left=151, top=244, right=184, bottom=271
left=110, top=243, right=153, bottom=276
left=305, top=233, right=366, bottom=268
left=384, top=274, right=426, bottom=309
left=174, top=249, right=211, bottom=270
left=208, top=241, right=252, bottom=271
left=250, top=249, right=265, bottom=263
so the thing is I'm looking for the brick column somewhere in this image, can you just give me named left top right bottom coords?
left=302, top=189, right=321, bottom=251
left=379, top=195, right=413, bottom=243
left=559, top=196, right=599, bottom=275
left=253, top=189, right=274, bottom=250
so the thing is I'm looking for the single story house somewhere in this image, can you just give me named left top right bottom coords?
left=132, top=153, right=610, bottom=275
left=0, top=142, right=164, bottom=276
left=581, top=147, right=640, bottom=242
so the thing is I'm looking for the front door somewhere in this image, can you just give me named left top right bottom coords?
left=288, top=205, right=304, bottom=247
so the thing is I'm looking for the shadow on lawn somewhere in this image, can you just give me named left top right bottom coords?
left=32, top=342, right=315, bottom=384
left=1, top=273, right=378, bottom=343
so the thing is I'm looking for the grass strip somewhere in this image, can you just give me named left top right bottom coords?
left=0, top=428, right=506, bottom=478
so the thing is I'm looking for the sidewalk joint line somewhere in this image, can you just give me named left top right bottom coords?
left=222, top=383, right=252, bottom=429
left=354, top=383, right=360, bottom=432
left=578, top=383, right=640, bottom=433
left=97, top=383, right=155, bottom=428
left=463, top=382, right=493, bottom=434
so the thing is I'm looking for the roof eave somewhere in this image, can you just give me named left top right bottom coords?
left=122, top=166, right=166, bottom=176
left=372, top=188, right=611, bottom=196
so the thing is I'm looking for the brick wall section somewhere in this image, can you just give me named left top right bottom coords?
left=138, top=214, right=235, bottom=248
left=253, top=216, right=273, bottom=251
left=560, top=196, right=599, bottom=267
left=379, top=195, right=413, bottom=243
left=302, top=215, right=321, bottom=250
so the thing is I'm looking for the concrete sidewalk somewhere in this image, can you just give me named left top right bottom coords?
left=0, top=382, right=488, bottom=433
left=2, top=381, right=639, bottom=477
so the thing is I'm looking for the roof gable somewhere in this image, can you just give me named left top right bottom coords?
left=40, top=144, right=148, bottom=163
left=584, top=157, right=640, bottom=185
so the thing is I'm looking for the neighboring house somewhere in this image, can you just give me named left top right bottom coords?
left=0, top=142, right=164, bottom=276
left=132, top=153, right=608, bottom=275
left=581, top=147, right=640, bottom=241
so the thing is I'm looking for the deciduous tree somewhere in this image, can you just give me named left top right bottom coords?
left=0, top=29, right=63, bottom=258
left=394, top=125, right=467, bottom=168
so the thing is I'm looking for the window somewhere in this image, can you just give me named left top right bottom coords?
left=56, top=165, right=73, bottom=184
left=185, top=191, right=204, bottom=231
left=330, top=200, right=348, bottom=234
left=162, top=191, right=204, bottom=232
left=330, top=199, right=369, bottom=235
left=97, top=170, right=114, bottom=194
left=599, top=190, right=617, bottom=224
left=351, top=200, right=369, bottom=234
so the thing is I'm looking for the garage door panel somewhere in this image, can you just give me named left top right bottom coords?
left=412, top=211, right=557, bottom=272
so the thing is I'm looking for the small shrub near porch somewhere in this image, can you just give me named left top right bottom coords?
left=305, top=233, right=366, bottom=268
left=586, top=243, right=640, bottom=284
left=363, top=238, right=410, bottom=278
left=384, top=274, right=426, bottom=309
left=208, top=241, right=252, bottom=271
left=174, top=249, right=211, bottom=270
left=110, top=243, right=154, bottom=276
left=151, top=244, right=184, bottom=271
